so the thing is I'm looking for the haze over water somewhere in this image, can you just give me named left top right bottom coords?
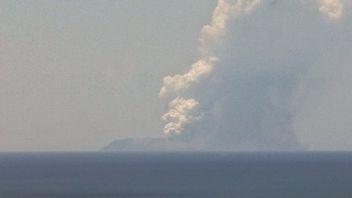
left=1, top=152, right=351, bottom=198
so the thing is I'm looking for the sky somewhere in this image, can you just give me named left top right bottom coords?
left=0, top=0, right=351, bottom=151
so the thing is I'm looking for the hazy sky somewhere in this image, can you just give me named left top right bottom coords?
left=1, top=0, right=351, bottom=151
left=0, top=0, right=217, bottom=151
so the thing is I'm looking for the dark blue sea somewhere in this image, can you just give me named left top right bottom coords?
left=0, top=152, right=351, bottom=198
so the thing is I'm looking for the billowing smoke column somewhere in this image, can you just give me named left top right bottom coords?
left=159, top=0, right=348, bottom=148
left=162, top=97, right=199, bottom=135
left=318, top=0, right=343, bottom=19
left=159, top=0, right=261, bottom=136
left=159, top=0, right=260, bottom=97
left=199, top=0, right=347, bottom=150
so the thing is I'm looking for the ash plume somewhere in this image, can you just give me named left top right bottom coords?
left=159, top=0, right=261, bottom=136
left=162, top=97, right=199, bottom=135
left=155, top=0, right=351, bottom=150
left=184, top=0, right=350, bottom=150
left=317, top=0, right=343, bottom=19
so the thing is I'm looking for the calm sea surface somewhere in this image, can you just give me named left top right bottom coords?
left=0, top=152, right=351, bottom=198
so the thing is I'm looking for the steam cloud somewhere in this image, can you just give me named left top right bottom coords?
left=318, top=0, right=343, bottom=19
left=162, top=97, right=199, bottom=135
left=159, top=0, right=350, bottom=151
left=159, top=0, right=261, bottom=136
left=159, top=0, right=260, bottom=97
left=185, top=0, right=349, bottom=150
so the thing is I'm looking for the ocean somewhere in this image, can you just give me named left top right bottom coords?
left=0, top=152, right=351, bottom=198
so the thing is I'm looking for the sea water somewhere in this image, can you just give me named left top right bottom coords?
left=0, top=152, right=351, bottom=198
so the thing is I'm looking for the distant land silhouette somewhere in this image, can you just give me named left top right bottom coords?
left=101, top=137, right=202, bottom=152
left=101, top=136, right=305, bottom=152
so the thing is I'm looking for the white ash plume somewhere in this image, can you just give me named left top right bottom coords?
left=159, top=0, right=261, bottom=136
left=159, top=0, right=261, bottom=97
left=162, top=97, right=199, bottom=136
left=318, top=0, right=343, bottom=19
